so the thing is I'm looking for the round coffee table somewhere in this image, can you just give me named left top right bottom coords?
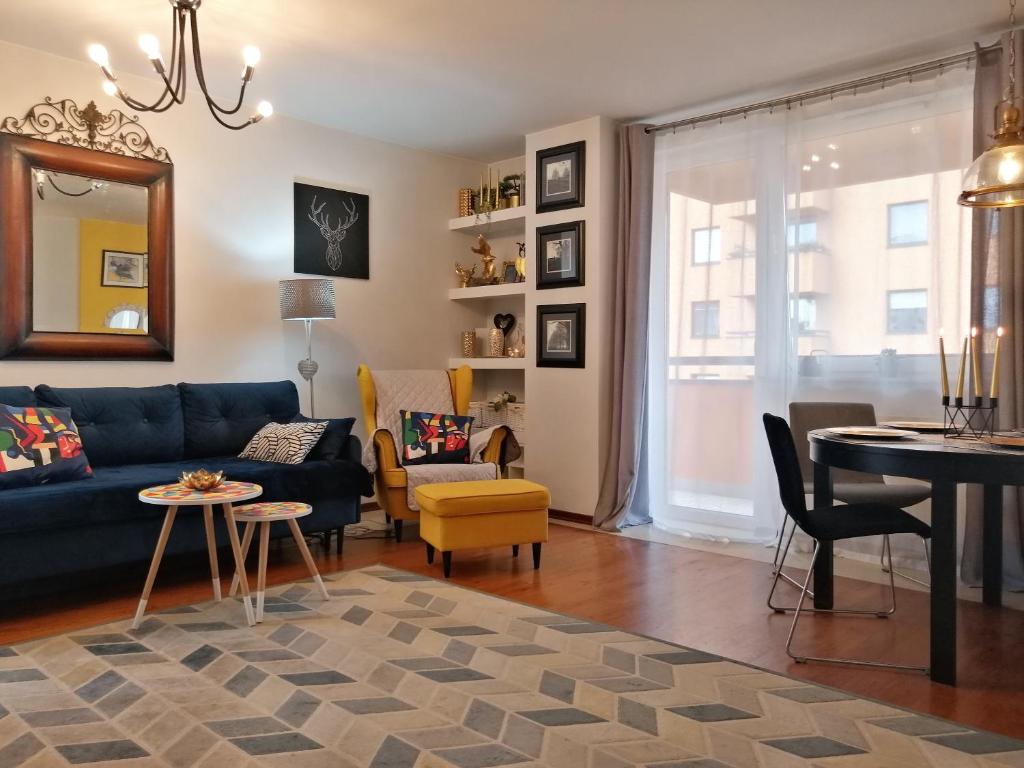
left=134, top=480, right=262, bottom=628
left=228, top=502, right=330, bottom=622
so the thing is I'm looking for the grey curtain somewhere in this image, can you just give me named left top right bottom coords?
left=594, top=123, right=655, bottom=530
left=964, top=35, right=1024, bottom=590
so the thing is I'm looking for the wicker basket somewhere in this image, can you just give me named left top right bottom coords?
left=468, top=401, right=526, bottom=434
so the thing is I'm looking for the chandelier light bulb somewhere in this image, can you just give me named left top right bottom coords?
left=801, top=164, right=811, bottom=172
left=997, top=154, right=1023, bottom=184
left=256, top=100, right=274, bottom=118
left=138, top=33, right=161, bottom=60
left=830, top=161, right=840, bottom=170
left=87, top=43, right=109, bottom=68
left=101, top=79, right=118, bottom=97
left=810, top=154, right=821, bottom=163
left=243, top=45, right=262, bottom=67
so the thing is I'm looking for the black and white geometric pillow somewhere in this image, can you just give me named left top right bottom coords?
left=238, top=421, right=327, bottom=464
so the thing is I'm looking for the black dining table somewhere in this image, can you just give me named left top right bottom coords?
left=808, top=428, right=1021, bottom=686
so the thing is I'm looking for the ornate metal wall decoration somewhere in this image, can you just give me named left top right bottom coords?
left=1, top=97, right=170, bottom=163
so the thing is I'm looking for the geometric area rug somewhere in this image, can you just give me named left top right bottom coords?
left=1, top=568, right=1022, bottom=767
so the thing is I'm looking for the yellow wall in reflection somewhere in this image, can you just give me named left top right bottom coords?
left=78, top=218, right=147, bottom=333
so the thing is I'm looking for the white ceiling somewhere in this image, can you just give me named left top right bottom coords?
left=0, top=0, right=1008, bottom=161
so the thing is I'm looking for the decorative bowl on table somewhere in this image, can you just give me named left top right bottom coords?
left=179, top=469, right=225, bottom=491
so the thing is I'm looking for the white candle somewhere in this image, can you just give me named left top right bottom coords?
left=939, top=330, right=950, bottom=398
left=955, top=335, right=968, bottom=400
left=991, top=327, right=1004, bottom=399
left=971, top=327, right=982, bottom=399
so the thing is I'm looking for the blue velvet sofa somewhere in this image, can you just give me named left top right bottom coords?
left=0, top=381, right=371, bottom=594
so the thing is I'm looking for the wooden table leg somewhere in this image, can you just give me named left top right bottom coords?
left=229, top=522, right=256, bottom=597
left=222, top=503, right=256, bottom=626
left=983, top=484, right=1003, bottom=607
left=930, top=479, right=957, bottom=685
left=257, top=521, right=270, bottom=623
left=812, top=461, right=834, bottom=610
left=201, top=505, right=221, bottom=601
left=287, top=518, right=330, bottom=599
left=132, top=506, right=178, bottom=630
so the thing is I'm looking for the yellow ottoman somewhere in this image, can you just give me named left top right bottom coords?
left=414, top=479, right=550, bottom=578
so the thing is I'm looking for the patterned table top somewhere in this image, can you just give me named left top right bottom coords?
left=233, top=501, right=312, bottom=521
left=138, top=480, right=263, bottom=506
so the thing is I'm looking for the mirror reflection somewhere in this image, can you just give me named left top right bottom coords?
left=31, top=169, right=148, bottom=334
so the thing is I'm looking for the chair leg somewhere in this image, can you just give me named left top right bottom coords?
left=394, top=519, right=403, bottom=544
left=512, top=544, right=520, bottom=558
left=442, top=551, right=452, bottom=578
left=881, top=534, right=931, bottom=588
left=532, top=542, right=542, bottom=570
left=771, top=516, right=792, bottom=573
left=768, top=519, right=815, bottom=599
left=335, top=526, right=344, bottom=555
left=782, top=539, right=926, bottom=672
left=426, top=543, right=435, bottom=564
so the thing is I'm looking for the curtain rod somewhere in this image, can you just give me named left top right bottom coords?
left=646, top=48, right=986, bottom=135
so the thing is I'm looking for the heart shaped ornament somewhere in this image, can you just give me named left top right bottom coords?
left=493, top=313, right=516, bottom=337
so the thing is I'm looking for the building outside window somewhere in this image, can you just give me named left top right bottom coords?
left=888, top=200, right=929, bottom=247
left=887, top=289, right=928, bottom=334
left=692, top=300, right=720, bottom=338
left=984, top=285, right=1000, bottom=328
left=692, top=226, right=721, bottom=264
left=792, top=296, right=817, bottom=334
left=787, top=220, right=818, bottom=249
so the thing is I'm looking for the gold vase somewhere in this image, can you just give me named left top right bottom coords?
left=488, top=329, right=504, bottom=357
left=461, top=331, right=476, bottom=358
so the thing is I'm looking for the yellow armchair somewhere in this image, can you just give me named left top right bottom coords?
left=356, top=364, right=508, bottom=541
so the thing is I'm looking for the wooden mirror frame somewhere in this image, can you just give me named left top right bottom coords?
left=0, top=133, right=174, bottom=360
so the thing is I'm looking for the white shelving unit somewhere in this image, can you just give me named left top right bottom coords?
left=448, top=356, right=526, bottom=370
left=447, top=282, right=526, bottom=301
left=448, top=205, right=527, bottom=236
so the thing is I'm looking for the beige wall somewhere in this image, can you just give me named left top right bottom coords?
left=0, top=41, right=483, bottom=436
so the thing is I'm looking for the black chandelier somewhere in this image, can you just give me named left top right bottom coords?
left=34, top=170, right=106, bottom=201
left=89, top=0, right=272, bottom=130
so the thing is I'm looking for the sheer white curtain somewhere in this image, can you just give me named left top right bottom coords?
left=649, top=67, right=974, bottom=567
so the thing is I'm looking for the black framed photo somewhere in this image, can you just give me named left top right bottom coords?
left=294, top=181, right=369, bottom=279
left=536, top=220, right=584, bottom=289
left=537, top=303, right=585, bottom=368
left=101, top=250, right=146, bottom=288
left=536, top=141, right=585, bottom=212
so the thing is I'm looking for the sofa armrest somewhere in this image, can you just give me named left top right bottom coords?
left=342, top=433, right=362, bottom=463
left=483, top=426, right=510, bottom=465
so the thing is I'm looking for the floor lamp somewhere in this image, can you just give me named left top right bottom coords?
left=280, top=278, right=336, bottom=417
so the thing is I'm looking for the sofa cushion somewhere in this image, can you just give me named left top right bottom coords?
left=0, top=387, right=37, bottom=407
left=291, top=415, right=356, bottom=461
left=400, top=411, right=473, bottom=466
left=34, top=385, right=184, bottom=467
left=0, top=405, right=94, bottom=489
left=180, top=381, right=300, bottom=459
left=0, top=456, right=373, bottom=535
left=239, top=421, right=327, bottom=464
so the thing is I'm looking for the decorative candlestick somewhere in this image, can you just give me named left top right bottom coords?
left=939, top=331, right=950, bottom=405
left=971, top=327, right=982, bottom=405
left=955, top=335, right=967, bottom=406
left=991, top=326, right=1004, bottom=402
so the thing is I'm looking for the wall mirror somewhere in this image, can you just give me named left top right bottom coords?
left=1, top=98, right=173, bottom=360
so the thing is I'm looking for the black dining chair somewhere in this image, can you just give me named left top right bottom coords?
left=762, top=412, right=931, bottom=672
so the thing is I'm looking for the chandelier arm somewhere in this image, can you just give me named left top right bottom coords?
left=187, top=7, right=249, bottom=116
left=117, top=9, right=187, bottom=114
left=47, top=175, right=94, bottom=197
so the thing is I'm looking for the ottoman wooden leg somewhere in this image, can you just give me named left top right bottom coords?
left=394, top=519, right=404, bottom=543
left=132, top=506, right=178, bottom=630
left=512, top=544, right=520, bottom=558
left=532, top=542, right=542, bottom=570
left=201, top=505, right=222, bottom=601
left=287, top=518, right=330, bottom=600
left=442, top=551, right=452, bottom=578
left=426, top=543, right=435, bottom=564
left=229, top=521, right=256, bottom=597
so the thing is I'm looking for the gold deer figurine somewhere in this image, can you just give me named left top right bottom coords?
left=455, top=262, right=476, bottom=288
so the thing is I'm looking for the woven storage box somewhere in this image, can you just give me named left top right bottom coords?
left=504, top=402, right=526, bottom=433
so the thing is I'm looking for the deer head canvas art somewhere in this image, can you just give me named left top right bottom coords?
left=294, top=182, right=370, bottom=279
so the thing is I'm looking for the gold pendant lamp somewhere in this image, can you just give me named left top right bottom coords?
left=960, top=0, right=1024, bottom=208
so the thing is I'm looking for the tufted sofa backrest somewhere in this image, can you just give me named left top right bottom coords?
left=34, top=384, right=184, bottom=467
left=179, top=381, right=300, bottom=459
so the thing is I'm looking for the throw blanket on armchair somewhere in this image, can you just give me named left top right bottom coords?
left=360, top=369, right=520, bottom=510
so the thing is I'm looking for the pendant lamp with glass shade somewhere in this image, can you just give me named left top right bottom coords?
left=960, top=0, right=1024, bottom=208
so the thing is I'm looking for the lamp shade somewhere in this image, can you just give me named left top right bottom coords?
left=960, top=102, right=1024, bottom=208
left=279, top=278, right=336, bottom=320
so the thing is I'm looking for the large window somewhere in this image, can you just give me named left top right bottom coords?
left=691, top=226, right=721, bottom=264
left=792, top=297, right=817, bottom=334
left=888, top=200, right=929, bottom=247
left=691, top=300, right=720, bottom=338
left=887, top=290, right=928, bottom=334
left=787, top=220, right=818, bottom=249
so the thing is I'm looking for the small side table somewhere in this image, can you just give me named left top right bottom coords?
left=134, top=480, right=263, bottom=629
left=227, top=502, right=330, bottom=622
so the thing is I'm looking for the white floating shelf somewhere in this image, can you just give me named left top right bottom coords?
left=448, top=357, right=527, bottom=370
left=447, top=282, right=526, bottom=301
left=448, top=206, right=527, bottom=236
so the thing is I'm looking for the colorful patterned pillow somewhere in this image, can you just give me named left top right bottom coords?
left=238, top=421, right=327, bottom=464
left=0, top=405, right=94, bottom=490
left=400, top=411, right=474, bottom=466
